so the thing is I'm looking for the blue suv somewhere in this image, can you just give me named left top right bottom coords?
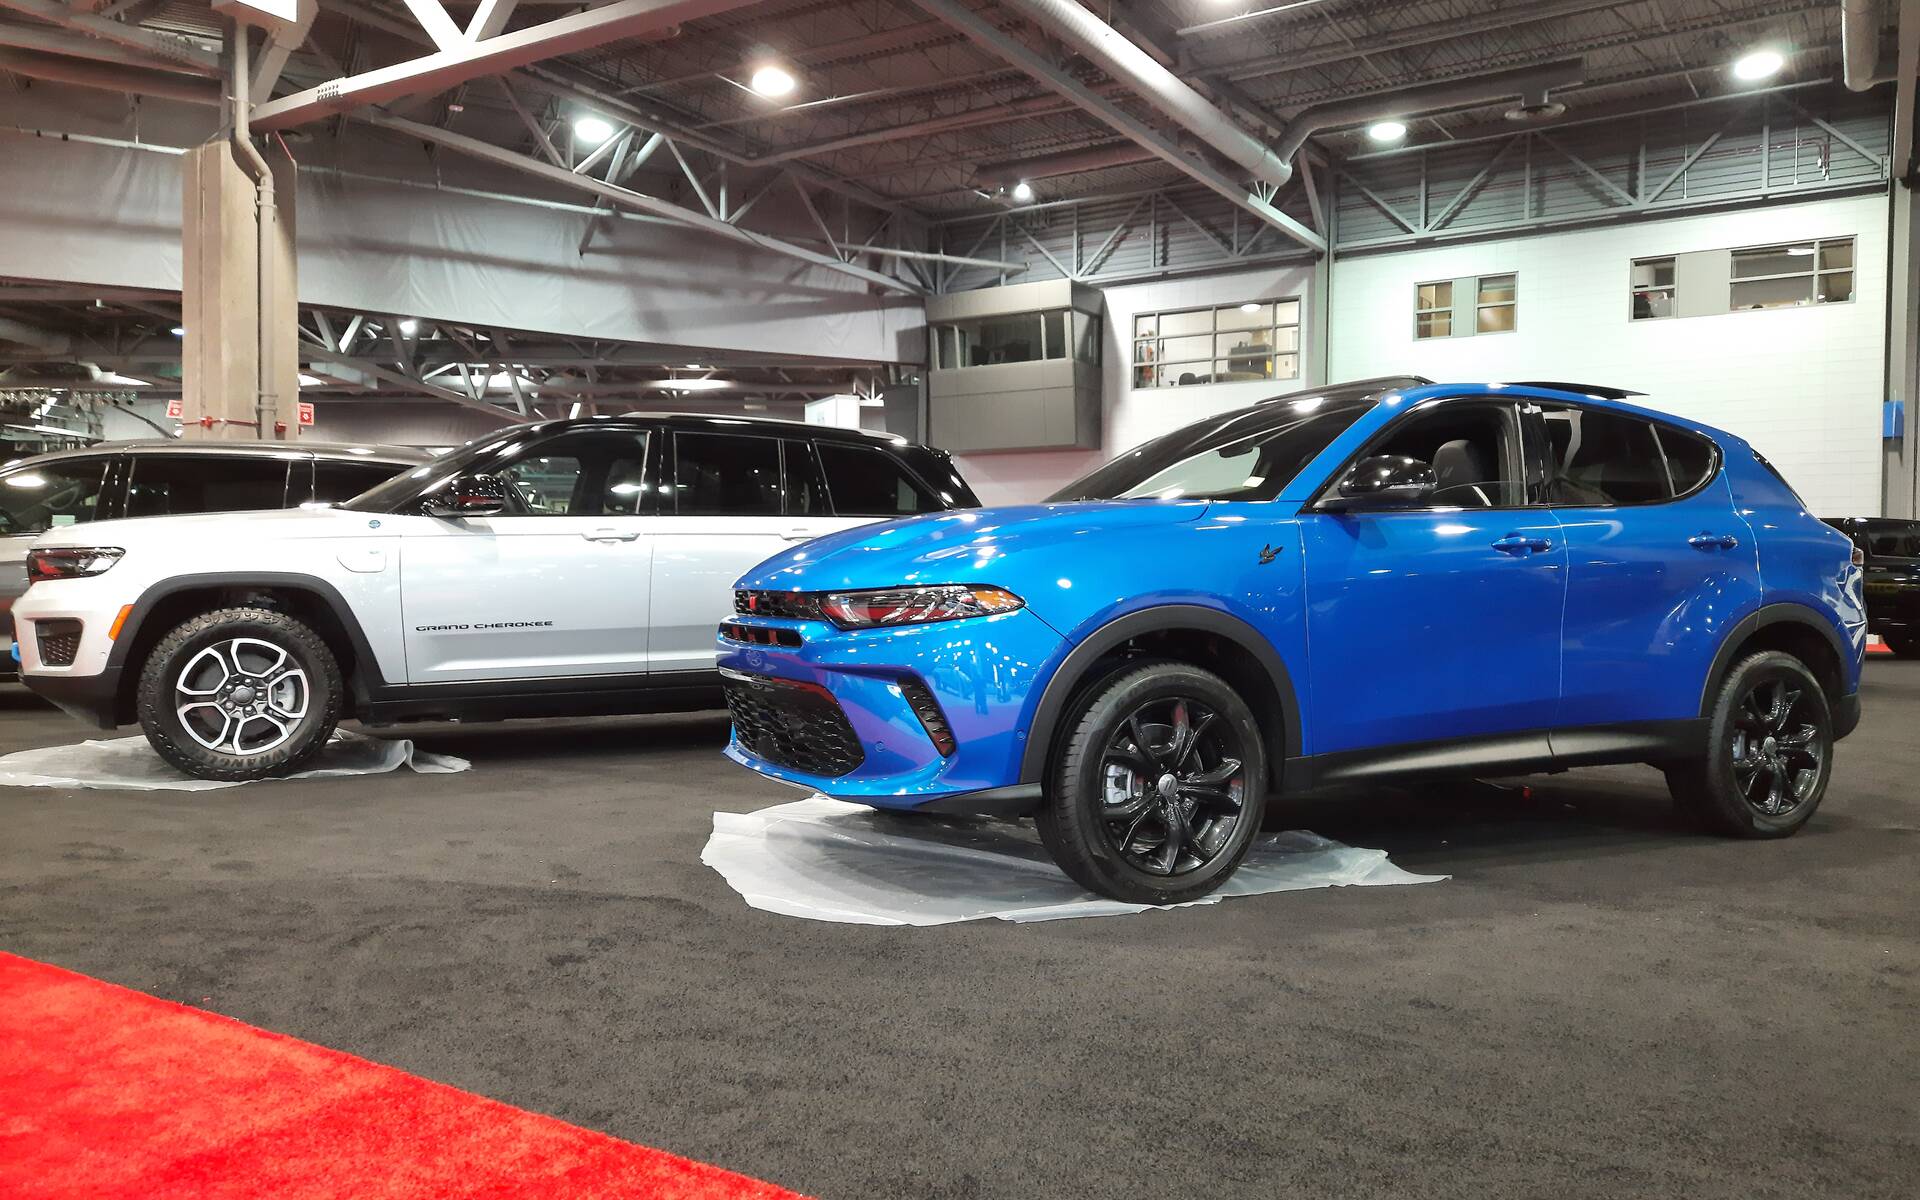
left=719, top=377, right=1866, bottom=903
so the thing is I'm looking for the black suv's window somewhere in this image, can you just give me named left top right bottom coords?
left=1369, top=401, right=1524, bottom=507
left=1538, top=406, right=1688, bottom=506
left=674, top=432, right=782, bottom=515
left=816, top=441, right=942, bottom=516
left=311, top=461, right=409, bottom=506
left=1844, top=520, right=1920, bottom=560
left=0, top=457, right=111, bottom=535
left=124, top=455, right=290, bottom=518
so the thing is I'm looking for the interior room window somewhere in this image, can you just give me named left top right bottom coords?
left=1538, top=407, right=1676, bottom=506
left=1130, top=298, right=1301, bottom=388
left=1414, top=281, right=1453, bottom=339
left=1730, top=238, right=1854, bottom=310
left=1075, top=312, right=1102, bottom=364
left=1041, top=310, right=1066, bottom=360
left=1369, top=404, right=1522, bottom=507
left=674, top=432, right=782, bottom=515
left=124, top=456, right=290, bottom=519
left=815, top=442, right=940, bottom=516
left=1476, top=274, right=1517, bottom=333
left=1631, top=257, right=1676, bottom=320
left=933, top=310, right=1072, bottom=369
left=0, top=458, right=110, bottom=535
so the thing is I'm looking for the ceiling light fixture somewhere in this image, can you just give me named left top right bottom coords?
left=398, top=319, right=418, bottom=335
left=1732, top=48, right=1784, bottom=81
left=1010, top=180, right=1035, bottom=203
left=666, top=378, right=729, bottom=391
left=1239, top=302, right=1261, bottom=313
left=750, top=64, right=797, bottom=98
left=298, top=373, right=325, bottom=387
left=170, top=326, right=185, bottom=337
left=1367, top=120, right=1407, bottom=143
left=573, top=115, right=614, bottom=145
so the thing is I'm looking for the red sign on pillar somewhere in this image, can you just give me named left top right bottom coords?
left=165, top=398, right=183, bottom=419
left=296, top=401, right=315, bottom=427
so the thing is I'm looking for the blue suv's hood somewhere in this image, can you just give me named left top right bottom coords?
left=740, top=500, right=1210, bottom=593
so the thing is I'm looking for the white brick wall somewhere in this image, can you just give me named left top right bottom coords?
left=1329, top=194, right=1891, bottom=515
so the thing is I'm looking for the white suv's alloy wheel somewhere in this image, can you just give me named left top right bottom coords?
left=173, top=637, right=311, bottom=756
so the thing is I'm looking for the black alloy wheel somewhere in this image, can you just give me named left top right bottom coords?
left=1727, top=676, right=1825, bottom=818
left=1039, top=660, right=1268, bottom=904
left=1664, top=650, right=1832, bottom=838
left=1097, top=695, right=1248, bottom=877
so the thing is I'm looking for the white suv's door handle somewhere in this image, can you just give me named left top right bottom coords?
left=583, top=527, right=641, bottom=542
left=779, top=527, right=815, bottom=541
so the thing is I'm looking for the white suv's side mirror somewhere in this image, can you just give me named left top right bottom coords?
left=423, top=473, right=510, bottom=518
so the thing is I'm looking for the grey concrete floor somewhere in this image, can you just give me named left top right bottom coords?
left=1, top=665, right=1916, bottom=1200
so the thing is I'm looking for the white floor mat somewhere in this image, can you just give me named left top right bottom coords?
left=0, top=729, right=469, bottom=792
left=702, top=796, right=1446, bottom=925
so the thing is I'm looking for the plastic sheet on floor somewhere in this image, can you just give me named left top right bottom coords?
left=0, top=729, right=469, bottom=792
left=702, top=796, right=1446, bottom=925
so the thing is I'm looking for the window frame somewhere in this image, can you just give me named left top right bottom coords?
left=1130, top=296, right=1302, bottom=389
left=1629, top=256, right=1678, bottom=321
left=1413, top=280, right=1454, bottom=340
left=1522, top=401, right=1723, bottom=510
left=667, top=429, right=787, bottom=518
left=1726, top=236, right=1854, bottom=310
left=1306, top=396, right=1533, bottom=513
left=1474, top=274, right=1518, bottom=335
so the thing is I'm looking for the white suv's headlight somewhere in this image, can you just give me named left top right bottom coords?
left=26, top=546, right=124, bottom=585
left=819, top=585, right=1023, bottom=630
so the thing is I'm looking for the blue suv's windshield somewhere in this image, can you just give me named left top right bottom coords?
left=1047, top=397, right=1370, bottom=503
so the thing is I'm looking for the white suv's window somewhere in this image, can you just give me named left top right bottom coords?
left=0, top=458, right=112, bottom=535
left=673, top=433, right=781, bottom=515
left=489, top=430, right=650, bottom=516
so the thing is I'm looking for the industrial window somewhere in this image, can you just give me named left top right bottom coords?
left=1414, top=281, right=1452, bottom=339
left=1476, top=274, right=1517, bottom=333
left=1130, top=298, right=1301, bottom=388
left=1730, top=238, right=1854, bottom=310
left=1630, top=257, right=1676, bottom=320
left=934, top=309, right=1072, bottom=368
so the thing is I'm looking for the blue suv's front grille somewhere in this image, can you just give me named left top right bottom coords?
left=723, top=670, right=863, bottom=777
left=734, top=590, right=820, bottom=621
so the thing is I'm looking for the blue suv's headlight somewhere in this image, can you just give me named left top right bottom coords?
left=819, top=585, right=1023, bottom=630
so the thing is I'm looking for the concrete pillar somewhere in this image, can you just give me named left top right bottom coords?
left=1886, top=184, right=1920, bottom=520
left=178, top=24, right=300, bottom=442
left=180, top=140, right=258, bottom=441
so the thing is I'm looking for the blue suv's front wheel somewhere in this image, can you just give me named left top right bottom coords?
left=1038, top=660, right=1268, bottom=904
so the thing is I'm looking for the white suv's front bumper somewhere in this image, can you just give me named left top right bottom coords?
left=13, top=574, right=134, bottom=728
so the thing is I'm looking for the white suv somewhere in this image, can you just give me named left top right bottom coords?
left=13, top=415, right=977, bottom=780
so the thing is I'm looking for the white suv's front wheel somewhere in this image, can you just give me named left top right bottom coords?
left=137, top=606, right=343, bottom=781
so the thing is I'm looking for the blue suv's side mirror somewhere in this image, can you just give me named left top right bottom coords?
left=1321, top=455, right=1438, bottom=512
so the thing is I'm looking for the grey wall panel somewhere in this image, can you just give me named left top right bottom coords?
left=1675, top=249, right=1731, bottom=318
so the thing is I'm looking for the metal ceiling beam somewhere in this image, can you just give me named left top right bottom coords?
left=0, top=0, right=218, bottom=76
left=910, top=0, right=1324, bottom=254
left=0, top=18, right=196, bottom=74
left=253, top=0, right=756, bottom=130
left=0, top=47, right=221, bottom=104
left=367, top=114, right=922, bottom=293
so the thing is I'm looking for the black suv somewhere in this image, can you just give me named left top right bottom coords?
left=1825, top=517, right=1920, bottom=657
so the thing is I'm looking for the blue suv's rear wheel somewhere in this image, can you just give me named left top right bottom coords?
left=1665, top=650, right=1833, bottom=837
left=1038, top=660, right=1267, bottom=904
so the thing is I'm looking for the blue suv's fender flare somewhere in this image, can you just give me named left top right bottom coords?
left=1017, top=604, right=1302, bottom=791
left=1699, top=601, right=1854, bottom=724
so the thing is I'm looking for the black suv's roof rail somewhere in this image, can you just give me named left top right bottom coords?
left=1505, top=381, right=1646, bottom=399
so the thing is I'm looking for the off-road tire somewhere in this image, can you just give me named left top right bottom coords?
left=137, top=606, right=343, bottom=782
left=1037, top=659, right=1267, bottom=904
left=1664, top=650, right=1832, bottom=838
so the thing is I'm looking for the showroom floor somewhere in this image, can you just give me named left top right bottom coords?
left=2, top=667, right=1916, bottom=1200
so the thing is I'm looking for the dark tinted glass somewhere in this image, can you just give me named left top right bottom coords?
left=125, top=455, right=290, bottom=518
left=1051, top=398, right=1369, bottom=502
left=1371, top=402, right=1523, bottom=507
left=0, top=457, right=111, bottom=535
left=900, top=445, right=979, bottom=507
left=311, top=461, right=409, bottom=506
left=816, top=442, right=942, bottom=516
left=1654, top=426, right=1716, bottom=495
left=783, top=440, right=832, bottom=516
left=674, top=432, right=782, bottom=515
left=1862, top=520, right=1920, bottom=559
left=1540, top=407, right=1670, bottom=505
left=598, top=433, right=651, bottom=516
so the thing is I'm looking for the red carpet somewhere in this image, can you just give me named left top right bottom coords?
left=0, top=952, right=803, bottom=1199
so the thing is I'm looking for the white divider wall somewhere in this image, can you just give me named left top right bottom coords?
left=1329, top=194, right=1890, bottom=516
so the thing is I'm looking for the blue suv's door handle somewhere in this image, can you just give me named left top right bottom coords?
left=1491, top=534, right=1552, bottom=555
left=1688, top=533, right=1740, bottom=550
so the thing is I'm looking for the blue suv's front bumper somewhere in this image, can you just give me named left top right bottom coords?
left=717, top=607, right=1067, bottom=811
